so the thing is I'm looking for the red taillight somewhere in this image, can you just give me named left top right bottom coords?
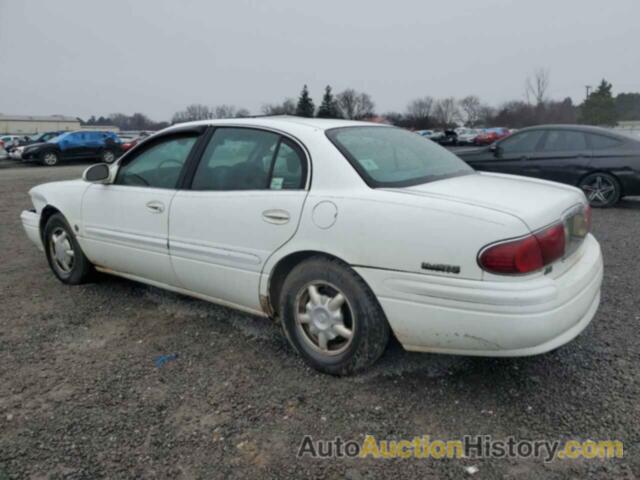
left=584, top=205, right=592, bottom=233
left=479, top=223, right=566, bottom=275
left=536, top=223, right=565, bottom=265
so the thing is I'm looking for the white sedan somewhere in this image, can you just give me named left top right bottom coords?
left=21, top=117, right=603, bottom=375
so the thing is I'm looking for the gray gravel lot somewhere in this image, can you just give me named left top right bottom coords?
left=1, top=164, right=639, bottom=479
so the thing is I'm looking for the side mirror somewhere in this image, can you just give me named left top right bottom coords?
left=83, top=163, right=111, bottom=184
left=489, top=144, right=501, bottom=157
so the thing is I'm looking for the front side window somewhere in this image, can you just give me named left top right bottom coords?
left=191, top=128, right=305, bottom=191
left=116, top=135, right=197, bottom=188
left=499, top=130, right=544, bottom=154
left=326, top=126, right=473, bottom=187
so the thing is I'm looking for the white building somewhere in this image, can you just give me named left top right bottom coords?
left=0, top=114, right=81, bottom=134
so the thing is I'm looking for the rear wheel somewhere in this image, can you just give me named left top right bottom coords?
left=41, top=151, right=59, bottom=166
left=44, top=213, right=93, bottom=284
left=279, top=256, right=390, bottom=376
left=101, top=149, right=116, bottom=164
left=579, top=172, right=620, bottom=208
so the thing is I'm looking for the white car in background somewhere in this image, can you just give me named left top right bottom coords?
left=456, top=127, right=481, bottom=145
left=20, top=117, right=603, bottom=375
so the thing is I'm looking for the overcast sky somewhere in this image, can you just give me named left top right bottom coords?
left=1, top=0, right=639, bottom=121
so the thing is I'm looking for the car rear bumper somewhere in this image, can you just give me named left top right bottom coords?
left=355, top=234, right=603, bottom=356
left=21, top=209, right=43, bottom=251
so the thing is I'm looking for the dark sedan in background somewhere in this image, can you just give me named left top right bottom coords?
left=456, top=125, right=640, bottom=207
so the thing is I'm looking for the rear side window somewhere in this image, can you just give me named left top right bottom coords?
left=191, top=128, right=306, bottom=191
left=540, top=130, right=588, bottom=152
left=326, top=126, right=472, bottom=187
left=588, top=134, right=622, bottom=150
left=116, top=135, right=197, bottom=189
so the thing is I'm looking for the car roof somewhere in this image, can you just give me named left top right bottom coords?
left=162, top=115, right=388, bottom=134
left=518, top=124, right=629, bottom=138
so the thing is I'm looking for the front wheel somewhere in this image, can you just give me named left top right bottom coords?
left=279, top=256, right=390, bottom=376
left=44, top=213, right=94, bottom=284
left=41, top=151, right=59, bottom=166
left=579, top=172, right=621, bottom=208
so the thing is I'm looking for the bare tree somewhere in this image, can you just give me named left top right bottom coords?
left=526, top=68, right=550, bottom=105
left=458, top=95, right=482, bottom=126
left=433, top=97, right=459, bottom=126
left=172, top=104, right=213, bottom=124
left=212, top=104, right=250, bottom=118
left=336, top=89, right=375, bottom=119
left=261, top=98, right=296, bottom=115
left=406, top=96, right=434, bottom=121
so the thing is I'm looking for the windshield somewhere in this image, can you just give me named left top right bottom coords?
left=326, top=126, right=474, bottom=187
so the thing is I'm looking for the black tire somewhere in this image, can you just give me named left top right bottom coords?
left=101, top=149, right=116, bottom=164
left=40, top=151, right=59, bottom=166
left=279, top=256, right=390, bottom=376
left=579, top=172, right=621, bottom=208
left=43, top=213, right=93, bottom=284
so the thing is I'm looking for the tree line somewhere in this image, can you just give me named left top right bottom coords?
left=81, top=70, right=640, bottom=131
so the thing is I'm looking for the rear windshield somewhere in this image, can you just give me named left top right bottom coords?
left=326, top=126, right=473, bottom=187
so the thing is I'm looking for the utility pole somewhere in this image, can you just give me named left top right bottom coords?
left=585, top=85, right=592, bottom=99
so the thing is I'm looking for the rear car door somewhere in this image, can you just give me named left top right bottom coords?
left=81, top=129, right=203, bottom=285
left=522, top=129, right=592, bottom=183
left=168, top=127, right=309, bottom=312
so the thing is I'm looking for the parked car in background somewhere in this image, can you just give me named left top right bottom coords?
left=0, top=135, right=24, bottom=152
left=456, top=124, right=640, bottom=207
left=456, top=128, right=481, bottom=145
left=431, top=129, right=458, bottom=147
left=20, top=117, right=602, bottom=375
left=415, top=129, right=437, bottom=139
left=118, top=132, right=151, bottom=152
left=474, top=127, right=511, bottom=145
left=20, top=130, right=122, bottom=166
left=8, top=131, right=66, bottom=158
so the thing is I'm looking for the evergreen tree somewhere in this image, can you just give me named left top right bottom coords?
left=316, top=85, right=341, bottom=118
left=295, top=85, right=315, bottom=117
left=580, top=79, right=617, bottom=126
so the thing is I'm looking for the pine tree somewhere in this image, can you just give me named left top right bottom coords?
left=317, top=85, right=341, bottom=118
left=295, top=85, right=315, bottom=117
left=580, top=79, right=618, bottom=126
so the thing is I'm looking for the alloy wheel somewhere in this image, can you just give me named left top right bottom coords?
left=581, top=175, right=616, bottom=207
left=43, top=152, right=57, bottom=166
left=103, top=150, right=115, bottom=163
left=49, top=227, right=75, bottom=274
left=294, top=282, right=355, bottom=355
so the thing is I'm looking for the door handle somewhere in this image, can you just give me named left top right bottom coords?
left=262, top=209, right=290, bottom=224
left=146, top=201, right=165, bottom=213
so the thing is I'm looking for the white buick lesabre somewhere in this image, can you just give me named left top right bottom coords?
left=21, top=117, right=603, bottom=375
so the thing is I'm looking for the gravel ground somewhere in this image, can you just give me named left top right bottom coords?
left=1, top=164, right=639, bottom=479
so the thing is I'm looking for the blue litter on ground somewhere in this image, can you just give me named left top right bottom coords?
left=155, top=353, right=178, bottom=368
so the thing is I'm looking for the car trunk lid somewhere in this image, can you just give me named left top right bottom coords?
left=385, top=171, right=586, bottom=232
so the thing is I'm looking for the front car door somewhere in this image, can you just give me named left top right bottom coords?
left=81, top=129, right=203, bottom=285
left=168, top=126, right=309, bottom=313
left=465, top=129, right=545, bottom=175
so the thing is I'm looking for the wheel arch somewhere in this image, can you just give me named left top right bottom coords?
left=578, top=169, right=624, bottom=196
left=266, top=250, right=363, bottom=318
left=39, top=205, right=63, bottom=243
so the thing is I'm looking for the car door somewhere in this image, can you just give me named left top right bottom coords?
left=466, top=130, right=545, bottom=175
left=168, top=127, right=310, bottom=312
left=58, top=132, right=86, bottom=159
left=521, top=129, right=592, bottom=184
left=81, top=130, right=203, bottom=285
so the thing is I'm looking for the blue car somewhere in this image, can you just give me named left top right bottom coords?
left=20, top=130, right=122, bottom=166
